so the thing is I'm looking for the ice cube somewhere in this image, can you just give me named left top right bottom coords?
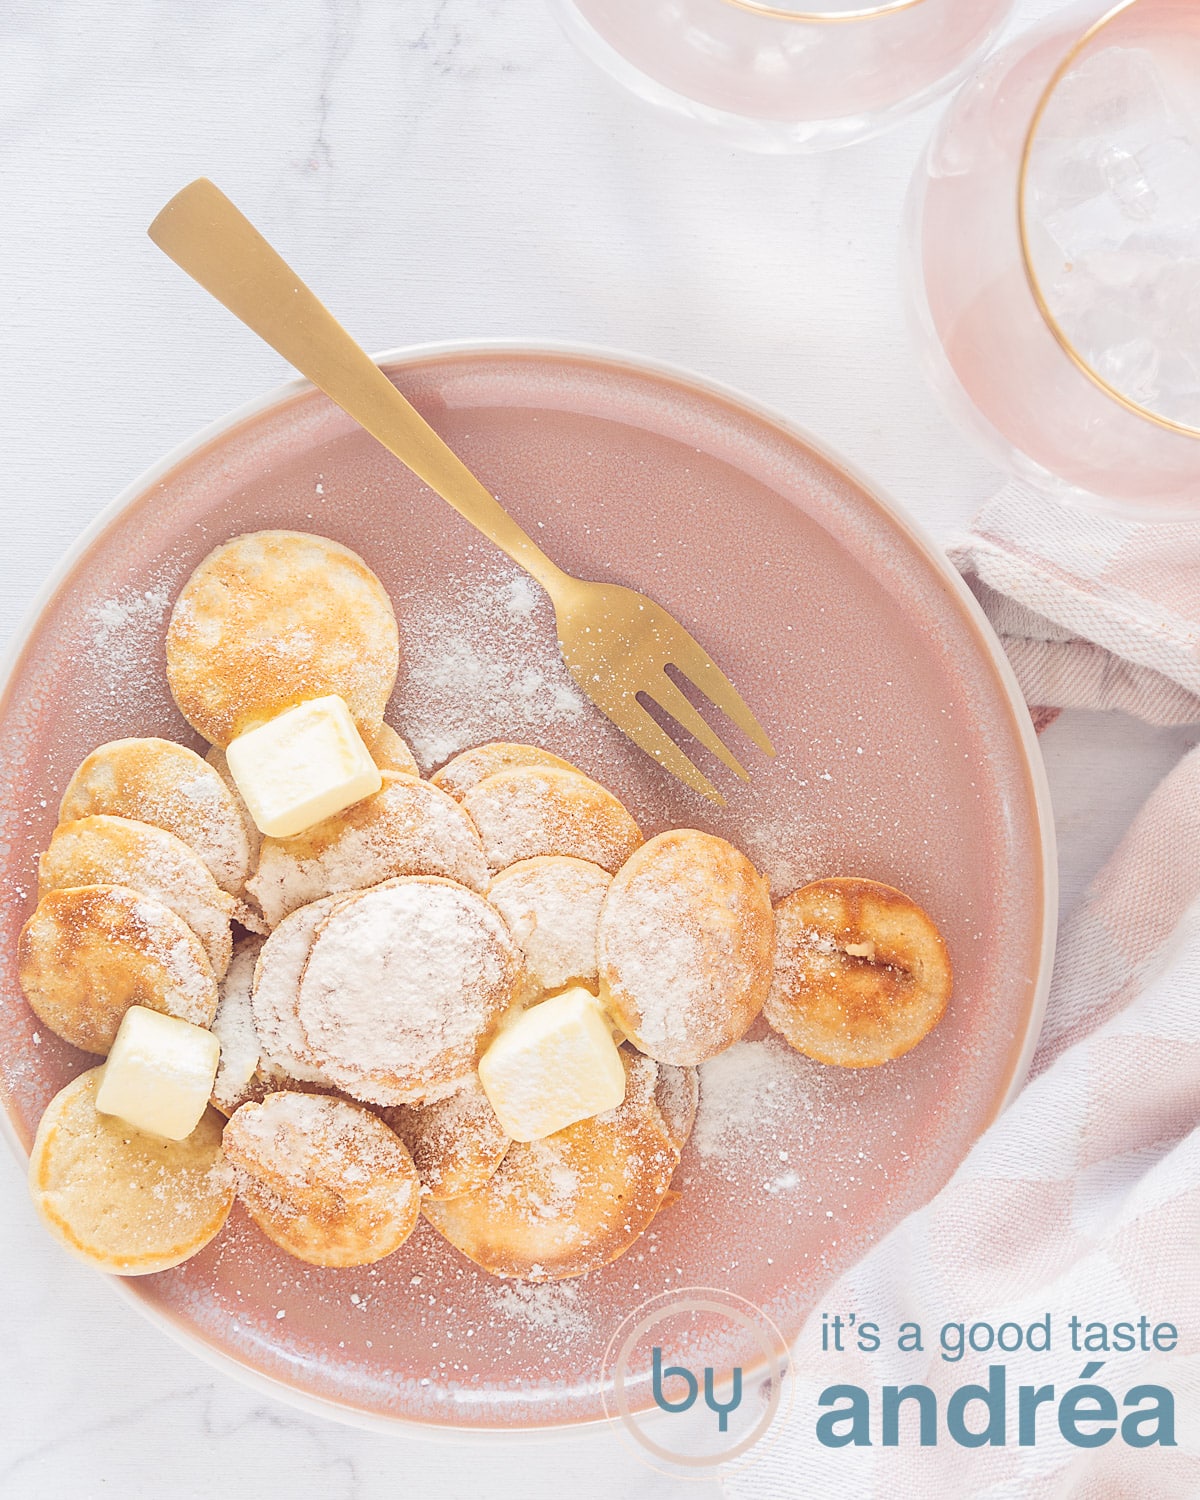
left=1094, top=336, right=1161, bottom=404
left=1040, top=46, right=1173, bottom=149
left=1025, top=44, right=1200, bottom=425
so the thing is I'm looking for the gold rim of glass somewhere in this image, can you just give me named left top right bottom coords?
left=719, top=0, right=927, bottom=22
left=1017, top=0, right=1200, bottom=439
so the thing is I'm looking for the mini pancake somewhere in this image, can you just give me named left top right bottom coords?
left=423, top=1050, right=680, bottom=1282
left=165, top=530, right=399, bottom=747
left=213, top=928, right=344, bottom=1113
left=654, top=1064, right=700, bottom=1152
left=249, top=896, right=347, bottom=1088
left=764, top=877, right=952, bottom=1067
left=597, top=829, right=775, bottom=1067
left=365, top=723, right=419, bottom=777
left=432, top=742, right=580, bottom=800
left=29, top=1067, right=233, bottom=1276
left=295, top=877, right=523, bottom=1107
left=18, top=885, right=218, bottom=1055
left=381, top=1073, right=511, bottom=1201
left=487, top=856, right=612, bottom=995
left=245, top=772, right=489, bottom=928
left=39, top=815, right=233, bottom=978
left=223, top=1091, right=420, bottom=1268
left=461, top=766, right=642, bottom=875
left=205, top=744, right=263, bottom=861
left=204, top=745, right=268, bottom=932
left=60, top=737, right=253, bottom=897
left=211, top=937, right=265, bottom=1115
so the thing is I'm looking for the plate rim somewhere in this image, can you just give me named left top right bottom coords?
left=0, top=338, right=1058, bottom=1437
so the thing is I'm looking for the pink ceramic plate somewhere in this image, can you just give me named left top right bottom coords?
left=0, top=344, right=1054, bottom=1433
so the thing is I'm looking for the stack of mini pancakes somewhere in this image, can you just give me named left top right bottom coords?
left=19, top=531, right=953, bottom=1282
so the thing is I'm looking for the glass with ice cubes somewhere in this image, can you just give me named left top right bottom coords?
left=908, top=0, right=1200, bottom=512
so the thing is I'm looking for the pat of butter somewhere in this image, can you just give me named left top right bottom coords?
left=95, top=1005, right=221, bottom=1141
left=478, top=987, right=626, bottom=1142
left=225, top=695, right=382, bottom=839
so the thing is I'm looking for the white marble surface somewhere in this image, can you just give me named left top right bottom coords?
left=1, top=1, right=1196, bottom=1496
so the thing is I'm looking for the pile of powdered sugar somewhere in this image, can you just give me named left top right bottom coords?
left=485, top=1279, right=592, bottom=1342
left=693, top=1037, right=837, bottom=1176
left=85, top=582, right=173, bottom=699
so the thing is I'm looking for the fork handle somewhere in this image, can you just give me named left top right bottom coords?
left=149, top=179, right=566, bottom=594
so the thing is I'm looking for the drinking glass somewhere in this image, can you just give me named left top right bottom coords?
left=908, top=0, right=1200, bottom=514
left=549, top=0, right=1018, bottom=154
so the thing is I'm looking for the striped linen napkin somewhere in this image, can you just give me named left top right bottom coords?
left=721, top=483, right=1200, bottom=1499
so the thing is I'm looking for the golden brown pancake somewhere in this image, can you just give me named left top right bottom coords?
left=381, top=1073, right=510, bottom=1201
left=211, top=929, right=346, bottom=1116
left=210, top=936, right=265, bottom=1115
left=365, top=723, right=419, bottom=776
left=597, top=829, right=774, bottom=1066
left=29, top=1068, right=233, bottom=1275
left=223, top=1091, right=420, bottom=1267
left=165, top=530, right=399, bottom=747
left=60, top=737, right=253, bottom=897
left=654, top=1063, right=700, bottom=1152
left=39, top=815, right=233, bottom=978
left=249, top=896, right=347, bottom=1088
left=423, top=1049, right=680, bottom=1281
left=18, top=884, right=218, bottom=1055
left=431, top=742, right=579, bottom=800
left=461, top=766, right=642, bottom=874
left=764, top=877, right=952, bottom=1067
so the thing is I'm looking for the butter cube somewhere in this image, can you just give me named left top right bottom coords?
left=478, top=987, right=626, bottom=1142
left=95, top=1006, right=221, bottom=1140
left=225, top=695, right=382, bottom=838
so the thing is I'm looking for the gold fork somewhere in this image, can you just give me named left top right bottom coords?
left=148, top=179, right=773, bottom=804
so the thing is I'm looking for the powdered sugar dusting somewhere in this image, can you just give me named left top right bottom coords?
left=129, top=894, right=218, bottom=1017
left=296, top=880, right=520, bottom=1105
left=212, top=937, right=263, bottom=1112
left=385, top=1074, right=509, bottom=1199
left=250, top=897, right=344, bottom=1086
left=694, top=1037, right=837, bottom=1175
left=654, top=1062, right=700, bottom=1150
left=246, top=774, right=488, bottom=927
left=462, top=768, right=641, bottom=875
left=737, top=808, right=823, bottom=900
left=85, top=583, right=172, bottom=700
left=487, top=856, right=610, bottom=993
left=486, top=1279, right=591, bottom=1342
left=59, top=740, right=252, bottom=898
left=598, top=831, right=773, bottom=1065
left=227, top=1092, right=409, bottom=1189
left=39, top=814, right=233, bottom=977
left=393, top=568, right=587, bottom=771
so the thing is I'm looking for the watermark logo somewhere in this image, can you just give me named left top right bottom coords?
left=652, top=1344, right=743, bottom=1431
left=602, top=1287, right=793, bottom=1476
